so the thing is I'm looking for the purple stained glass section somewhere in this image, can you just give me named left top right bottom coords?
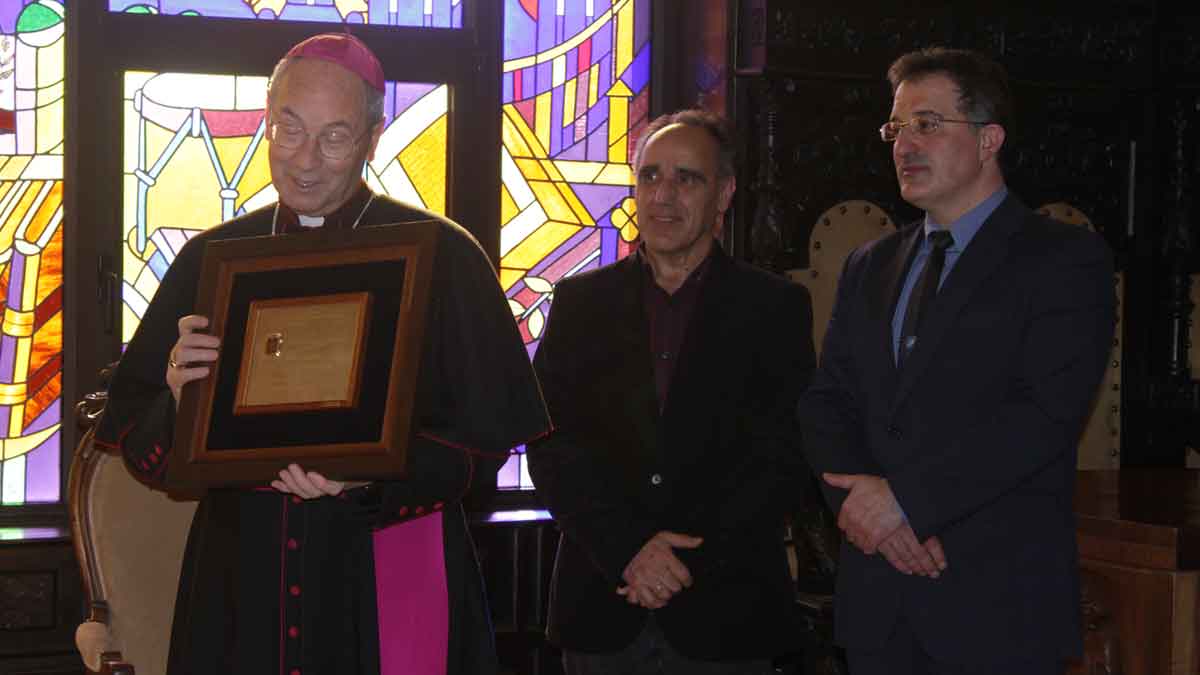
left=108, top=0, right=464, bottom=28
left=25, top=429, right=60, bottom=503
left=0, top=2, right=31, bottom=33
left=387, top=82, right=440, bottom=124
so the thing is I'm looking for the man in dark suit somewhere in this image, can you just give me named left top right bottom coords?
left=798, top=48, right=1115, bottom=674
left=527, top=110, right=815, bottom=674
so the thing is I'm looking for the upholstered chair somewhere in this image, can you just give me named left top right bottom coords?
left=69, top=392, right=196, bottom=675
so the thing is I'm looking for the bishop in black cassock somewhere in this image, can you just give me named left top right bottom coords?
left=96, top=32, right=549, bottom=675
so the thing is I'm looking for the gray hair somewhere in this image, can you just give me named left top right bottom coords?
left=632, top=109, right=736, bottom=178
left=266, top=56, right=385, bottom=126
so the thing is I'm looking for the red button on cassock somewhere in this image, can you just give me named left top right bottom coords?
left=289, top=585, right=301, bottom=597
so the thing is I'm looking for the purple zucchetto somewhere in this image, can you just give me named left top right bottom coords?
left=283, top=33, right=385, bottom=93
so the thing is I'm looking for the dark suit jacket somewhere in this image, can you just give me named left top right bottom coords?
left=527, top=246, right=815, bottom=660
left=798, top=194, right=1115, bottom=662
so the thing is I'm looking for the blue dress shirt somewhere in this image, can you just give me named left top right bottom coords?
left=890, top=187, right=1008, bottom=363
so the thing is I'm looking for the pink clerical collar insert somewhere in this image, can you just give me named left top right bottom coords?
left=284, top=33, right=385, bottom=93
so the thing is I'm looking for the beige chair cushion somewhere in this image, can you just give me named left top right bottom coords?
left=83, top=448, right=196, bottom=675
left=788, top=200, right=897, bottom=358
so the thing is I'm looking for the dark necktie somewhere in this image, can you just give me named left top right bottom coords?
left=898, top=229, right=954, bottom=367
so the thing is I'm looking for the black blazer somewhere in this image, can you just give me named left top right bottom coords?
left=798, top=195, right=1115, bottom=662
left=527, top=247, right=815, bottom=660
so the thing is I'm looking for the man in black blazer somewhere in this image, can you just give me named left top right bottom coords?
left=798, top=48, right=1115, bottom=674
left=527, top=110, right=815, bottom=674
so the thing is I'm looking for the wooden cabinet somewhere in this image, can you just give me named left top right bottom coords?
left=0, top=530, right=84, bottom=675
left=1075, top=470, right=1200, bottom=675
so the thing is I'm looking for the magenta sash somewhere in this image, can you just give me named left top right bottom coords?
left=373, top=511, right=448, bottom=675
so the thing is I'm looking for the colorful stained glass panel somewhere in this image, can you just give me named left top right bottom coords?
left=109, top=0, right=464, bottom=27
left=122, top=71, right=449, bottom=344
left=0, top=0, right=64, bottom=506
left=496, top=0, right=650, bottom=489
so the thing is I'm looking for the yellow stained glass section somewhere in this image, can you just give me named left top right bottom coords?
left=0, top=0, right=66, bottom=506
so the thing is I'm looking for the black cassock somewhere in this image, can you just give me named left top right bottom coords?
left=96, top=192, right=549, bottom=675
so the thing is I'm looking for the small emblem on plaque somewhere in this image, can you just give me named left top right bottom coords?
left=265, top=332, right=284, bottom=357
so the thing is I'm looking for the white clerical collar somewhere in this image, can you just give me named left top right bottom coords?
left=297, top=214, right=325, bottom=228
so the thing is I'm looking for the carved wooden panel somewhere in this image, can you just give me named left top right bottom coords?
left=737, top=0, right=953, bottom=76
left=1159, top=8, right=1200, bottom=81
left=1008, top=88, right=1134, bottom=249
left=961, top=4, right=1152, bottom=85
left=0, top=537, right=83, bottom=662
left=742, top=77, right=917, bottom=270
left=0, top=572, right=55, bottom=630
left=738, top=0, right=1152, bottom=83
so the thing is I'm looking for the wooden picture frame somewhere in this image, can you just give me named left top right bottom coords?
left=168, top=222, right=440, bottom=491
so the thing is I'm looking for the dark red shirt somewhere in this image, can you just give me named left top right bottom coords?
left=640, top=246, right=713, bottom=411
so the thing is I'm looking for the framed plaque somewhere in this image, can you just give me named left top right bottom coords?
left=168, top=223, right=440, bottom=491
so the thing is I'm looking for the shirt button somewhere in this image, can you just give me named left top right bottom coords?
left=887, top=426, right=903, bottom=440
left=287, top=538, right=298, bottom=551
left=288, top=626, right=299, bottom=639
left=290, top=585, right=301, bottom=597
left=658, top=351, right=671, bottom=360
left=650, top=473, right=663, bottom=486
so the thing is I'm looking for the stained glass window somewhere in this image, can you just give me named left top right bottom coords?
left=108, top=0, right=464, bottom=28
left=121, top=72, right=448, bottom=344
left=496, top=0, right=650, bottom=490
left=0, top=0, right=65, bottom=506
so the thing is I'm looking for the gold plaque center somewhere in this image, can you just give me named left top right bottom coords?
left=233, top=292, right=372, bottom=414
